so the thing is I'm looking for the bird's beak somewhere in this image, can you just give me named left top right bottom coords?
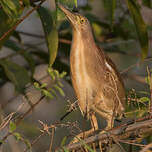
left=58, top=4, right=76, bottom=26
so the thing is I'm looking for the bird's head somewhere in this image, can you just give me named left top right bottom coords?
left=58, top=4, right=91, bottom=34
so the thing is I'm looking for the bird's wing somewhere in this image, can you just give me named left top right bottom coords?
left=92, top=47, right=125, bottom=114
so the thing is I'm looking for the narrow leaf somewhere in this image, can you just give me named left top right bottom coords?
left=74, top=0, right=77, bottom=8
left=139, top=97, right=150, bottom=103
left=60, top=136, right=67, bottom=146
left=103, top=0, right=116, bottom=29
left=0, top=59, right=31, bottom=92
left=54, top=84, right=65, bottom=96
left=42, top=89, right=54, bottom=99
left=9, top=121, right=16, bottom=133
left=13, top=132, right=22, bottom=141
left=24, top=139, right=32, bottom=151
left=126, top=0, right=149, bottom=59
left=0, top=0, right=22, bottom=18
left=49, top=88, right=57, bottom=97
left=37, top=7, right=58, bottom=66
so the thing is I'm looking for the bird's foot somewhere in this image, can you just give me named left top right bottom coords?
left=70, top=129, right=96, bottom=144
left=98, top=127, right=113, bottom=152
left=99, top=126, right=112, bottom=135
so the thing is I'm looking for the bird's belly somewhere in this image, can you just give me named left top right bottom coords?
left=70, top=51, right=93, bottom=114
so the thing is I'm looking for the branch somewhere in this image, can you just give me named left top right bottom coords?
left=122, top=73, right=146, bottom=84
left=58, top=117, right=152, bottom=151
left=16, top=30, right=71, bottom=44
left=0, top=0, right=46, bottom=42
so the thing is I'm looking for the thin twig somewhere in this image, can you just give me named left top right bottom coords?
left=123, top=74, right=146, bottom=84
left=17, top=30, right=72, bottom=44
left=16, top=95, right=45, bottom=125
left=120, top=57, right=152, bottom=74
left=118, top=139, right=145, bottom=147
left=23, top=132, right=45, bottom=152
left=140, top=143, right=152, bottom=152
left=0, top=112, right=14, bottom=131
left=49, top=127, right=55, bottom=152
left=0, top=102, right=24, bottom=131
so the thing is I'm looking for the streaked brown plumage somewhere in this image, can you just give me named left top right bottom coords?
left=58, top=4, right=125, bottom=137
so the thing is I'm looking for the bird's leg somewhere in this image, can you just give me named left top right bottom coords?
left=71, top=113, right=98, bottom=143
left=91, top=106, right=114, bottom=151
left=91, top=105, right=114, bottom=131
left=106, top=116, right=114, bottom=130
left=90, top=112, right=98, bottom=131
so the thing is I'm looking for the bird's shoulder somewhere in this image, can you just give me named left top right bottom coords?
left=95, top=46, right=124, bottom=86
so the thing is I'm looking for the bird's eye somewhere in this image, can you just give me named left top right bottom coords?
left=80, top=18, right=85, bottom=24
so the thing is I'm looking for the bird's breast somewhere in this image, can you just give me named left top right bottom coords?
left=70, top=39, right=93, bottom=114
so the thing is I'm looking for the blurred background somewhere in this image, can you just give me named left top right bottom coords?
left=0, top=0, right=152, bottom=151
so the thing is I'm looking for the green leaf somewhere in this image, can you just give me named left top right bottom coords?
left=24, top=139, right=32, bottom=151
left=126, top=0, right=149, bottom=59
left=49, top=88, right=57, bottom=97
left=0, top=59, right=31, bottom=92
left=139, top=97, right=150, bottom=103
left=60, top=136, right=67, bottom=146
left=37, top=6, right=58, bottom=66
left=92, top=23, right=102, bottom=36
left=9, top=121, right=16, bottom=133
left=74, top=0, right=77, bottom=8
left=0, top=12, right=15, bottom=49
left=42, top=89, right=54, bottom=99
left=57, top=81, right=64, bottom=87
left=103, top=0, right=116, bottom=29
left=54, top=70, right=60, bottom=78
left=13, top=132, right=22, bottom=141
left=54, top=84, right=65, bottom=96
left=48, top=68, right=56, bottom=80
left=40, top=83, right=47, bottom=88
left=0, top=0, right=22, bottom=18
left=60, top=71, right=67, bottom=78
left=33, top=82, right=40, bottom=90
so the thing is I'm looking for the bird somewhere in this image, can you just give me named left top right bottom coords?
left=58, top=4, right=125, bottom=139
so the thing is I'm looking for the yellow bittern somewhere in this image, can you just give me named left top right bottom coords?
left=58, top=4, right=125, bottom=139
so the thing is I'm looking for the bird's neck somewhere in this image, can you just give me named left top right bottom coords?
left=72, top=28, right=96, bottom=52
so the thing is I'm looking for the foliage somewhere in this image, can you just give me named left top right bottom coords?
left=34, top=67, right=66, bottom=98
